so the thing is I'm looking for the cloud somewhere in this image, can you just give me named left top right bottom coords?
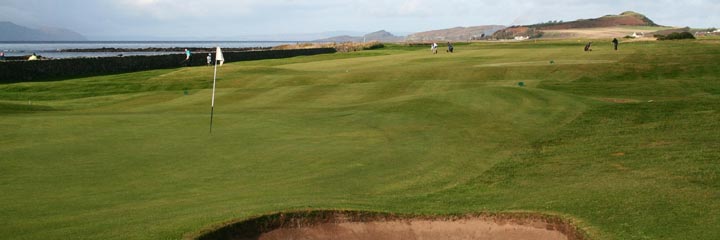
left=0, top=6, right=39, bottom=26
left=1, top=0, right=719, bottom=39
left=113, top=0, right=332, bottom=20
left=115, top=0, right=253, bottom=20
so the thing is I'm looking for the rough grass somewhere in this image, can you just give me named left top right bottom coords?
left=0, top=40, right=718, bottom=240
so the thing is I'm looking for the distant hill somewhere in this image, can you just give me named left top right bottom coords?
left=364, top=30, right=404, bottom=42
left=316, top=30, right=404, bottom=42
left=317, top=35, right=363, bottom=42
left=406, top=25, right=506, bottom=42
left=493, top=11, right=661, bottom=39
left=0, top=22, right=86, bottom=41
left=534, top=11, right=657, bottom=30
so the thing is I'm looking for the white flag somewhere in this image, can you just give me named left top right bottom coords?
left=215, top=47, right=224, bottom=66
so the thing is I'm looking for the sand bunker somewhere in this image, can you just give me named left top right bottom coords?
left=192, top=211, right=587, bottom=240
left=260, top=219, right=568, bottom=240
left=476, top=60, right=615, bottom=67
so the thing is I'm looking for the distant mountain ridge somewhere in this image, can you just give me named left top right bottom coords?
left=364, top=30, right=404, bottom=42
left=493, top=11, right=660, bottom=39
left=0, top=22, right=86, bottom=41
left=406, top=25, right=506, bottom=42
left=316, top=30, right=404, bottom=42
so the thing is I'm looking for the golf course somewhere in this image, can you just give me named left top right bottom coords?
left=1, top=39, right=719, bottom=239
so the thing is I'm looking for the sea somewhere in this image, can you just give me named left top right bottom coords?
left=0, top=41, right=298, bottom=59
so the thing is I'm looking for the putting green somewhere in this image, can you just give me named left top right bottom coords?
left=475, top=60, right=616, bottom=67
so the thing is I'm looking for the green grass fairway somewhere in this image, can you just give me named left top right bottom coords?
left=1, top=39, right=719, bottom=240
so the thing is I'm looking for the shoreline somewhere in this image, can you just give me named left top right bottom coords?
left=58, top=46, right=272, bottom=53
left=0, top=41, right=300, bottom=59
left=0, top=47, right=337, bottom=82
left=2, top=47, right=274, bottom=60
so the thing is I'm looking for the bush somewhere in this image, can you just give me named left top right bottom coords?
left=363, top=42, right=385, bottom=50
left=657, top=32, right=696, bottom=40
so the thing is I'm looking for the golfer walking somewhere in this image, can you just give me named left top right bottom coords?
left=612, top=38, right=619, bottom=51
left=184, top=49, right=192, bottom=67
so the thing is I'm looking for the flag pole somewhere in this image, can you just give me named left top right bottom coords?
left=210, top=52, right=218, bottom=134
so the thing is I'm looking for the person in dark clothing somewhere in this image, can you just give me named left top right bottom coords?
left=612, top=38, right=619, bottom=51
left=447, top=42, right=454, bottom=53
left=584, top=42, right=592, bottom=52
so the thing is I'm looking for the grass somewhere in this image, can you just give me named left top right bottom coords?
left=0, top=39, right=718, bottom=240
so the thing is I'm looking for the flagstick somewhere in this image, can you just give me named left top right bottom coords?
left=210, top=57, right=218, bottom=134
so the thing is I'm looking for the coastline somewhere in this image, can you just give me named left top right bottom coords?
left=0, top=41, right=300, bottom=59
left=0, top=48, right=337, bottom=83
left=58, top=46, right=271, bottom=53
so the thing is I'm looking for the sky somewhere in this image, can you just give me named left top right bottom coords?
left=1, top=0, right=719, bottom=40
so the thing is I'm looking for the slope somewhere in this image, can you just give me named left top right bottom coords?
left=493, top=11, right=664, bottom=39
left=0, top=40, right=718, bottom=240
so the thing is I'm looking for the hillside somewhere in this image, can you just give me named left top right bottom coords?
left=0, top=21, right=86, bottom=41
left=316, top=30, right=404, bottom=42
left=493, top=11, right=660, bottom=39
left=535, top=11, right=657, bottom=30
left=406, top=25, right=506, bottom=42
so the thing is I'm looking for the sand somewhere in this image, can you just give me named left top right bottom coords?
left=258, top=219, right=569, bottom=240
left=191, top=211, right=586, bottom=240
left=540, top=27, right=666, bottom=39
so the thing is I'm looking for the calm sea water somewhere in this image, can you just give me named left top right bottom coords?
left=0, top=41, right=297, bottom=59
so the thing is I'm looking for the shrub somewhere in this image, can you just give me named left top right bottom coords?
left=657, top=32, right=696, bottom=40
left=363, top=42, right=385, bottom=50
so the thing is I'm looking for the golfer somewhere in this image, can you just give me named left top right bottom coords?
left=612, top=38, right=619, bottom=51
left=207, top=53, right=212, bottom=66
left=184, top=49, right=192, bottom=66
